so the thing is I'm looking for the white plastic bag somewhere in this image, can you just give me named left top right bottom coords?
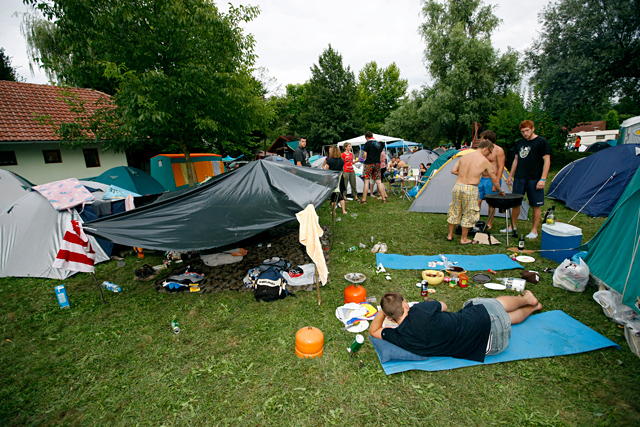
left=553, top=258, right=590, bottom=292
left=593, top=289, right=638, bottom=325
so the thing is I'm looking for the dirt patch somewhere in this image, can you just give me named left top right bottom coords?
left=153, top=225, right=331, bottom=294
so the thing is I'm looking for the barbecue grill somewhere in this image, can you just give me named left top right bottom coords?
left=483, top=193, right=524, bottom=245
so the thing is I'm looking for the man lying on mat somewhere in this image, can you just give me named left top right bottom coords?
left=369, top=291, right=542, bottom=362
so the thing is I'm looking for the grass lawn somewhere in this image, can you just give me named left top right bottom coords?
left=1, top=165, right=639, bottom=426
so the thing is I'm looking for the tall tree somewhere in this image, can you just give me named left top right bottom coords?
left=527, top=0, right=640, bottom=129
left=357, top=61, right=408, bottom=133
left=25, top=0, right=268, bottom=185
left=266, top=83, right=308, bottom=141
left=0, top=48, right=22, bottom=81
left=302, top=45, right=360, bottom=150
left=419, top=0, right=522, bottom=147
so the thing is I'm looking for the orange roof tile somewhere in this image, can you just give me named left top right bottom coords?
left=0, top=81, right=111, bottom=142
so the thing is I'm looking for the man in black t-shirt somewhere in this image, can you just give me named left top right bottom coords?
left=369, top=291, right=542, bottom=362
left=505, top=120, right=551, bottom=240
left=359, top=131, right=387, bottom=204
left=293, top=137, right=310, bottom=167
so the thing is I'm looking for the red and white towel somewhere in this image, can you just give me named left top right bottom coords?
left=52, top=220, right=96, bottom=273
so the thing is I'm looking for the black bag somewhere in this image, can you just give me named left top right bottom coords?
left=254, top=266, right=288, bottom=302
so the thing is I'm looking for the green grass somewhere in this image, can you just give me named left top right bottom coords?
left=1, top=167, right=639, bottom=426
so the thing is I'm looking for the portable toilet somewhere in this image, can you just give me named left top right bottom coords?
left=150, top=153, right=225, bottom=191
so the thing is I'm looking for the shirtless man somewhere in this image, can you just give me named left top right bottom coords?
left=477, top=130, right=505, bottom=229
left=447, top=139, right=503, bottom=244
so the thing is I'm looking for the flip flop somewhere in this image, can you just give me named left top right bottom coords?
left=460, top=240, right=477, bottom=245
left=446, top=236, right=453, bottom=242
left=357, top=200, right=366, bottom=205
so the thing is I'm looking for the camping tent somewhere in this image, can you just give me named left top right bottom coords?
left=91, top=166, right=165, bottom=195
left=83, top=160, right=339, bottom=252
left=409, top=150, right=529, bottom=220
left=547, top=144, right=640, bottom=217
left=401, top=149, right=440, bottom=169
left=0, top=169, right=33, bottom=213
left=618, top=116, right=640, bottom=145
left=0, top=188, right=109, bottom=279
left=583, top=167, right=640, bottom=314
left=337, top=133, right=401, bottom=148
left=585, top=141, right=612, bottom=153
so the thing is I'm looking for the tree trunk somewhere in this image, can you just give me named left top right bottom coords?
left=180, top=141, right=197, bottom=187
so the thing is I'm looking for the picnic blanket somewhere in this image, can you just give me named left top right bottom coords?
left=375, top=253, right=522, bottom=271
left=370, top=310, right=620, bottom=375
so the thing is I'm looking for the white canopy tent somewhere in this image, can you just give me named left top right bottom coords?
left=337, top=133, right=402, bottom=148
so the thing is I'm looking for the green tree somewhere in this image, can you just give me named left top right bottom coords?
left=487, top=91, right=527, bottom=152
left=0, top=48, right=22, bottom=81
left=605, top=110, right=620, bottom=131
left=302, top=45, right=360, bottom=150
left=266, top=83, right=308, bottom=141
left=25, top=0, right=267, bottom=185
left=527, top=0, right=640, bottom=130
left=419, top=0, right=522, bottom=148
left=357, top=61, right=408, bottom=133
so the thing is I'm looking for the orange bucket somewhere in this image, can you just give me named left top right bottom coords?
left=295, top=326, right=324, bottom=358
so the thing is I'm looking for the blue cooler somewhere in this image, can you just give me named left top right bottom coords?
left=541, top=222, right=582, bottom=263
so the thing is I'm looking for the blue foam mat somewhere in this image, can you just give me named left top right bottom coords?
left=375, top=253, right=522, bottom=271
left=371, top=310, right=620, bottom=375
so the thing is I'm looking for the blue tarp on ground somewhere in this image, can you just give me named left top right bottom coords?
left=547, top=144, right=640, bottom=217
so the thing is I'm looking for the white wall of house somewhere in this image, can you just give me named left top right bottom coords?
left=0, top=141, right=128, bottom=184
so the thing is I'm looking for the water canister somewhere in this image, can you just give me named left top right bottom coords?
left=541, top=222, right=582, bottom=263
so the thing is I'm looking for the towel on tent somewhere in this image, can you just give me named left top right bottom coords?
left=376, top=253, right=522, bottom=271
left=33, top=178, right=94, bottom=211
left=370, top=310, right=620, bottom=375
left=52, top=220, right=96, bottom=273
left=296, top=204, right=328, bottom=285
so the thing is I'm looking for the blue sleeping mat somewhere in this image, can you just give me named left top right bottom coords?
left=370, top=310, right=620, bottom=375
left=375, top=253, right=522, bottom=271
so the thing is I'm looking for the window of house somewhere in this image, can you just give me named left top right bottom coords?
left=0, top=151, right=18, bottom=166
left=43, top=150, right=62, bottom=164
left=83, top=148, right=101, bottom=168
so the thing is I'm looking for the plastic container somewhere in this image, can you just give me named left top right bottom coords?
left=101, top=281, right=122, bottom=292
left=541, top=222, right=582, bottom=263
left=295, top=326, right=324, bottom=358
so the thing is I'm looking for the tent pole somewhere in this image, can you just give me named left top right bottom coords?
left=315, top=269, right=321, bottom=306
left=91, top=273, right=105, bottom=303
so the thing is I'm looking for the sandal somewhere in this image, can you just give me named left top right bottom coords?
left=357, top=200, right=366, bottom=204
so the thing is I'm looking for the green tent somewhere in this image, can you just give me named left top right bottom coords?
left=584, top=167, right=640, bottom=314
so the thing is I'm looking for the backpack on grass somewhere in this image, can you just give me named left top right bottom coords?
left=254, top=266, right=291, bottom=302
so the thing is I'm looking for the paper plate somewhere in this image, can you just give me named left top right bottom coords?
left=484, top=282, right=507, bottom=290
left=516, top=255, right=536, bottom=263
left=346, top=320, right=369, bottom=333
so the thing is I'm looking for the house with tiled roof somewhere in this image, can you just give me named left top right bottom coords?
left=0, top=81, right=127, bottom=184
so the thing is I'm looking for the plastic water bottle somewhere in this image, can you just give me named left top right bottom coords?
left=101, top=281, right=121, bottom=292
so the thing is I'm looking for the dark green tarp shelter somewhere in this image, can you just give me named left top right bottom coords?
left=84, top=160, right=339, bottom=251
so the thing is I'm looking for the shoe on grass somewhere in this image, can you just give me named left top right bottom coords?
left=525, top=232, right=538, bottom=239
left=500, top=227, right=516, bottom=234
